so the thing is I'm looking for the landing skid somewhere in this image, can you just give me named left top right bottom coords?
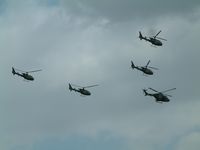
left=23, top=79, right=30, bottom=82
left=156, top=101, right=163, bottom=104
left=80, top=94, right=87, bottom=97
left=143, top=73, right=149, bottom=77
left=151, top=44, right=157, bottom=48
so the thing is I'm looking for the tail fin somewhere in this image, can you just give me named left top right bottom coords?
left=131, top=61, right=135, bottom=69
left=143, top=89, right=148, bottom=96
left=12, top=67, right=16, bottom=75
left=139, top=31, right=143, bottom=40
left=69, top=84, right=73, bottom=91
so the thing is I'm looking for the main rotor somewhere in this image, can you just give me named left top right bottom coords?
left=15, top=68, right=42, bottom=74
left=70, top=84, right=99, bottom=89
left=143, top=60, right=158, bottom=70
left=152, top=30, right=167, bottom=41
left=148, top=87, right=176, bottom=97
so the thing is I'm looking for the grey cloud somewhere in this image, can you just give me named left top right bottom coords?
left=1, top=1, right=200, bottom=150
left=60, top=0, right=200, bottom=22
left=175, top=132, right=200, bottom=150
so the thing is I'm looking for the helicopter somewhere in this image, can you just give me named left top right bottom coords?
left=143, top=87, right=176, bottom=103
left=139, top=30, right=167, bottom=46
left=12, top=67, right=42, bottom=81
left=131, top=60, right=158, bottom=75
left=69, top=83, right=99, bottom=96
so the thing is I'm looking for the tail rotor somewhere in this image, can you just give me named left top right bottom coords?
left=12, top=67, right=16, bottom=75
left=139, top=31, right=143, bottom=40
left=143, top=89, right=148, bottom=96
left=69, top=84, right=73, bottom=91
left=131, top=61, right=135, bottom=69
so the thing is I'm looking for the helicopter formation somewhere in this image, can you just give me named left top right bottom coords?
left=137, top=30, right=175, bottom=103
left=12, top=30, right=176, bottom=103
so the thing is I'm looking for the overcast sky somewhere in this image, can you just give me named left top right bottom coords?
left=1, top=0, right=200, bottom=150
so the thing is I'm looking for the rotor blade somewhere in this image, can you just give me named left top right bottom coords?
left=15, top=68, right=26, bottom=73
left=165, top=94, right=172, bottom=97
left=154, top=30, right=161, bottom=38
left=83, top=84, right=99, bottom=88
left=70, top=84, right=83, bottom=88
left=148, top=88, right=159, bottom=92
left=148, top=66, right=159, bottom=70
left=157, top=37, right=167, bottom=41
left=161, top=88, right=176, bottom=93
left=145, top=60, right=150, bottom=67
left=27, top=69, right=42, bottom=73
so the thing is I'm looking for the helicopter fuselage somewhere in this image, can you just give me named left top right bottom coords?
left=15, top=72, right=34, bottom=81
left=78, top=88, right=91, bottom=95
left=149, top=38, right=162, bottom=46
left=143, top=87, right=175, bottom=103
left=139, top=31, right=163, bottom=46
left=23, top=73, right=34, bottom=81
left=140, top=67, right=153, bottom=75
left=12, top=67, right=41, bottom=81
left=143, top=90, right=170, bottom=103
left=134, top=66, right=153, bottom=75
left=152, top=93, right=169, bottom=102
left=70, top=86, right=91, bottom=96
left=69, top=83, right=98, bottom=96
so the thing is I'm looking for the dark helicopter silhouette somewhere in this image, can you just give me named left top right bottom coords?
left=143, top=87, right=176, bottom=103
left=131, top=60, right=158, bottom=75
left=69, top=83, right=99, bottom=96
left=12, top=67, right=42, bottom=81
left=139, top=30, right=167, bottom=46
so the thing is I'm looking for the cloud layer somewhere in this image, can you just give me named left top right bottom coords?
left=0, top=0, right=200, bottom=150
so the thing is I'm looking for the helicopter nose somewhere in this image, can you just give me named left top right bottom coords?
left=149, top=70, right=153, bottom=75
